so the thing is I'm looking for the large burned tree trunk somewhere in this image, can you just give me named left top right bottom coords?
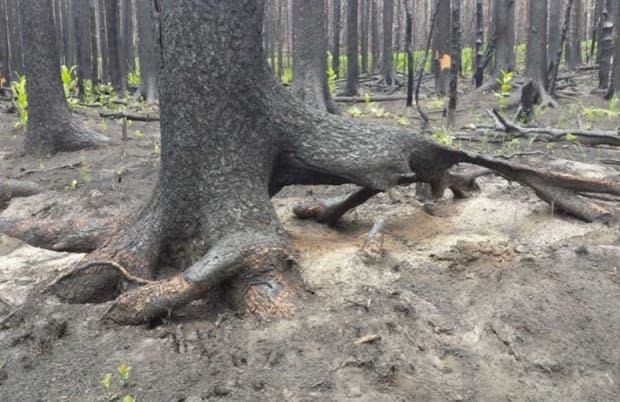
left=291, top=0, right=337, bottom=113
left=38, top=0, right=620, bottom=325
left=134, top=0, right=159, bottom=102
left=20, top=0, right=108, bottom=155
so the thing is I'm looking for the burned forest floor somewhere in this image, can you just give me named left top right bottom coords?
left=1, top=71, right=620, bottom=401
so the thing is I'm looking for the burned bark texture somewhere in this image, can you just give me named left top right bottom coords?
left=135, top=0, right=159, bottom=102
left=380, top=0, right=397, bottom=86
left=291, top=0, right=338, bottom=114
left=490, top=0, right=515, bottom=77
left=566, top=0, right=582, bottom=70
left=610, top=0, right=620, bottom=98
left=18, top=0, right=616, bottom=325
left=20, top=0, right=108, bottom=155
left=432, top=0, right=451, bottom=95
left=598, top=4, right=613, bottom=90
left=344, top=0, right=360, bottom=95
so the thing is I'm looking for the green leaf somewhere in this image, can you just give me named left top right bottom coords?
left=565, top=133, right=577, bottom=142
left=101, top=373, right=112, bottom=389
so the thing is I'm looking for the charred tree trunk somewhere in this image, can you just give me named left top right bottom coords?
left=344, top=0, right=360, bottom=95
left=608, top=0, right=620, bottom=98
left=122, top=0, right=135, bottom=74
left=0, top=0, right=9, bottom=82
left=566, top=0, right=582, bottom=70
left=75, top=0, right=92, bottom=98
left=35, top=0, right=619, bottom=326
left=446, top=0, right=460, bottom=128
left=525, top=0, right=556, bottom=107
left=6, top=0, right=24, bottom=77
left=598, top=4, right=613, bottom=89
left=405, top=0, right=414, bottom=107
left=473, top=0, right=484, bottom=87
left=135, top=0, right=159, bottom=102
left=105, top=0, right=126, bottom=95
left=432, top=0, right=451, bottom=94
left=547, top=0, right=562, bottom=65
left=370, top=0, right=379, bottom=73
left=98, top=0, right=110, bottom=83
left=548, top=0, right=574, bottom=94
left=490, top=0, right=515, bottom=77
left=332, top=0, right=342, bottom=78
left=291, top=0, right=338, bottom=113
left=90, top=0, right=100, bottom=85
left=19, top=0, right=108, bottom=155
left=381, top=0, right=398, bottom=85
left=360, top=0, right=369, bottom=74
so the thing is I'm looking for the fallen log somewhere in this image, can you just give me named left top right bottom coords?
left=99, top=111, right=160, bottom=122
left=333, top=95, right=409, bottom=103
left=491, top=108, right=620, bottom=147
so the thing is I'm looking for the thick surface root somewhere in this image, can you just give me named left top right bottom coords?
left=0, top=179, right=41, bottom=209
left=0, top=216, right=118, bottom=252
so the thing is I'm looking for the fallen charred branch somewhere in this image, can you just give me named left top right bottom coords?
left=334, top=95, right=409, bottom=103
left=491, top=108, right=620, bottom=147
left=99, top=111, right=160, bottom=122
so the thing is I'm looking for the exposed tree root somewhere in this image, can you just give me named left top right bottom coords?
left=0, top=216, right=117, bottom=252
left=0, top=179, right=41, bottom=209
left=294, top=168, right=490, bottom=225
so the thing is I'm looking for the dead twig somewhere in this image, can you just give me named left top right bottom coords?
left=47, top=260, right=155, bottom=291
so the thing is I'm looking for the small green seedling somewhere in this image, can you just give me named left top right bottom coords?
left=100, top=364, right=135, bottom=402
left=64, top=179, right=78, bottom=191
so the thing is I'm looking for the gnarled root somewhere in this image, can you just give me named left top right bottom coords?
left=0, top=216, right=119, bottom=252
left=101, top=237, right=300, bottom=325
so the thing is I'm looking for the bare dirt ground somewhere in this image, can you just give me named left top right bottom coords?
left=1, top=73, right=620, bottom=401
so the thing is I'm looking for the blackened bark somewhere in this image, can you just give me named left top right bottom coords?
left=75, top=0, right=92, bottom=98
left=547, top=0, right=562, bottom=64
left=598, top=4, right=613, bottom=89
left=344, top=0, right=359, bottom=95
left=361, top=0, right=369, bottom=74
left=525, top=0, right=550, bottom=93
left=98, top=0, right=110, bottom=83
left=548, top=0, right=574, bottom=94
left=332, top=0, right=341, bottom=78
left=473, top=0, right=484, bottom=87
left=447, top=0, right=460, bottom=128
left=291, top=0, right=338, bottom=113
left=6, top=0, right=23, bottom=77
left=0, top=0, right=9, bottom=81
left=405, top=0, right=414, bottom=106
left=61, top=0, right=76, bottom=66
left=90, top=1, right=99, bottom=85
left=566, top=0, right=582, bottom=69
left=135, top=0, right=159, bottom=102
left=432, top=0, right=451, bottom=94
left=370, top=0, right=379, bottom=73
left=490, top=0, right=515, bottom=76
left=20, top=0, right=108, bottom=155
left=381, top=0, right=398, bottom=85
left=609, top=0, right=620, bottom=98
left=106, top=0, right=126, bottom=94
left=123, top=0, right=135, bottom=74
